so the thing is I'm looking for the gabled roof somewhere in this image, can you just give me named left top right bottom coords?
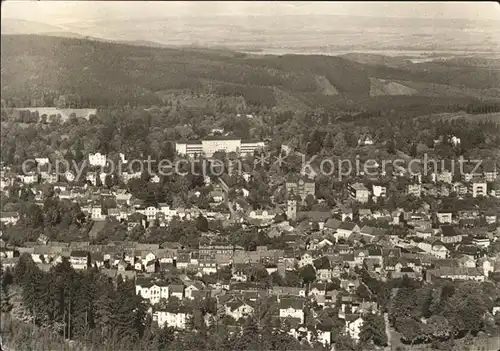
left=313, top=256, right=331, bottom=270
left=286, top=174, right=315, bottom=184
left=279, top=297, right=305, bottom=310
left=169, top=284, right=185, bottom=293
left=0, top=211, right=19, bottom=218
left=70, top=250, right=89, bottom=258
left=324, top=218, right=342, bottom=229
left=360, top=225, right=376, bottom=235
left=338, top=222, right=356, bottom=231
left=226, top=299, right=253, bottom=312
left=441, top=225, right=459, bottom=237
left=299, top=211, right=331, bottom=223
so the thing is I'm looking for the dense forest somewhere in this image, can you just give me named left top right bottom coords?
left=2, top=256, right=499, bottom=351
left=2, top=35, right=500, bottom=111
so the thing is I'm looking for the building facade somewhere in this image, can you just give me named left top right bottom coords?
left=175, top=137, right=264, bottom=158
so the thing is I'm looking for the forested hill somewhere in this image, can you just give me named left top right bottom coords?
left=2, top=34, right=500, bottom=109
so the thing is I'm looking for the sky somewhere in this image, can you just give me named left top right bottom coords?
left=2, top=1, right=500, bottom=24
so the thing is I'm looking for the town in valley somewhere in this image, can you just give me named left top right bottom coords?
left=1, top=2, right=500, bottom=351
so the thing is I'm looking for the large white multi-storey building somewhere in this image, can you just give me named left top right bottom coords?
left=175, top=136, right=264, bottom=158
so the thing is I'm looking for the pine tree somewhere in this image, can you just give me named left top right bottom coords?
left=94, top=276, right=115, bottom=340
left=234, top=316, right=261, bottom=351
left=112, top=277, right=141, bottom=343
left=0, top=283, right=12, bottom=313
left=74, top=138, right=84, bottom=164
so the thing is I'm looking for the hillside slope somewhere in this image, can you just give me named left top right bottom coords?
left=2, top=34, right=500, bottom=110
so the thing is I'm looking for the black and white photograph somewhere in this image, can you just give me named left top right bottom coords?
left=1, top=1, right=500, bottom=350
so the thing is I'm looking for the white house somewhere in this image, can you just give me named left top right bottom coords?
left=150, top=174, right=161, bottom=183
left=437, top=212, right=452, bottom=224
left=21, top=173, right=38, bottom=184
left=88, top=152, right=107, bottom=167
left=298, top=253, right=314, bottom=268
left=249, top=210, right=276, bottom=222
left=372, top=185, right=386, bottom=198
left=142, top=206, right=158, bottom=221
left=416, top=241, right=449, bottom=259
left=154, top=308, right=192, bottom=329
left=119, top=153, right=127, bottom=164
left=91, top=207, right=105, bottom=221
left=116, top=192, right=133, bottom=206
left=279, top=298, right=305, bottom=324
left=159, top=203, right=177, bottom=221
left=0, top=212, right=19, bottom=225
left=135, top=281, right=169, bottom=305
left=35, top=157, right=49, bottom=166
left=169, top=284, right=185, bottom=299
left=316, top=328, right=332, bottom=347
left=470, top=180, right=487, bottom=198
left=65, top=171, right=76, bottom=182
left=69, top=251, right=89, bottom=270
left=0, top=177, right=12, bottom=189
left=336, top=223, right=360, bottom=240
left=345, top=316, right=364, bottom=341
left=185, top=281, right=205, bottom=300
left=86, top=172, right=97, bottom=186
left=225, top=300, right=255, bottom=320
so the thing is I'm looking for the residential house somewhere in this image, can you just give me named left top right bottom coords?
left=185, top=281, right=205, bottom=300
left=426, top=267, right=485, bottom=282
left=348, top=183, right=369, bottom=203
left=372, top=184, right=387, bottom=199
left=324, top=218, right=342, bottom=232
left=21, top=172, right=38, bottom=184
left=358, top=209, right=373, bottom=221
left=440, top=225, right=462, bottom=244
left=269, top=286, right=306, bottom=299
left=358, top=135, right=374, bottom=146
left=452, top=182, right=468, bottom=196
left=279, top=298, right=305, bottom=324
left=345, top=315, right=364, bottom=342
left=136, top=279, right=169, bottom=305
left=472, top=236, right=490, bottom=248
left=225, top=299, right=255, bottom=320
left=313, top=256, right=332, bottom=282
left=483, top=163, right=498, bottom=182
left=335, top=222, right=360, bottom=240
left=249, top=209, right=276, bottom=222
left=469, top=178, right=487, bottom=198
left=437, top=211, right=453, bottom=224
left=298, top=252, right=314, bottom=268
left=88, top=152, right=107, bottom=167
left=353, top=250, right=369, bottom=266
left=154, top=306, right=192, bottom=330
left=210, top=190, right=224, bottom=203
left=484, top=212, right=497, bottom=225
left=0, top=212, right=19, bottom=225
left=406, top=183, right=422, bottom=197
left=69, top=250, right=90, bottom=270
left=169, top=284, right=185, bottom=299
left=415, top=227, right=433, bottom=239
left=416, top=240, right=449, bottom=259
left=434, top=170, right=453, bottom=184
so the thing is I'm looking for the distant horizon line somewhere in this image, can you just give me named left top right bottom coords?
left=3, top=12, right=500, bottom=24
left=2, top=33, right=499, bottom=57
